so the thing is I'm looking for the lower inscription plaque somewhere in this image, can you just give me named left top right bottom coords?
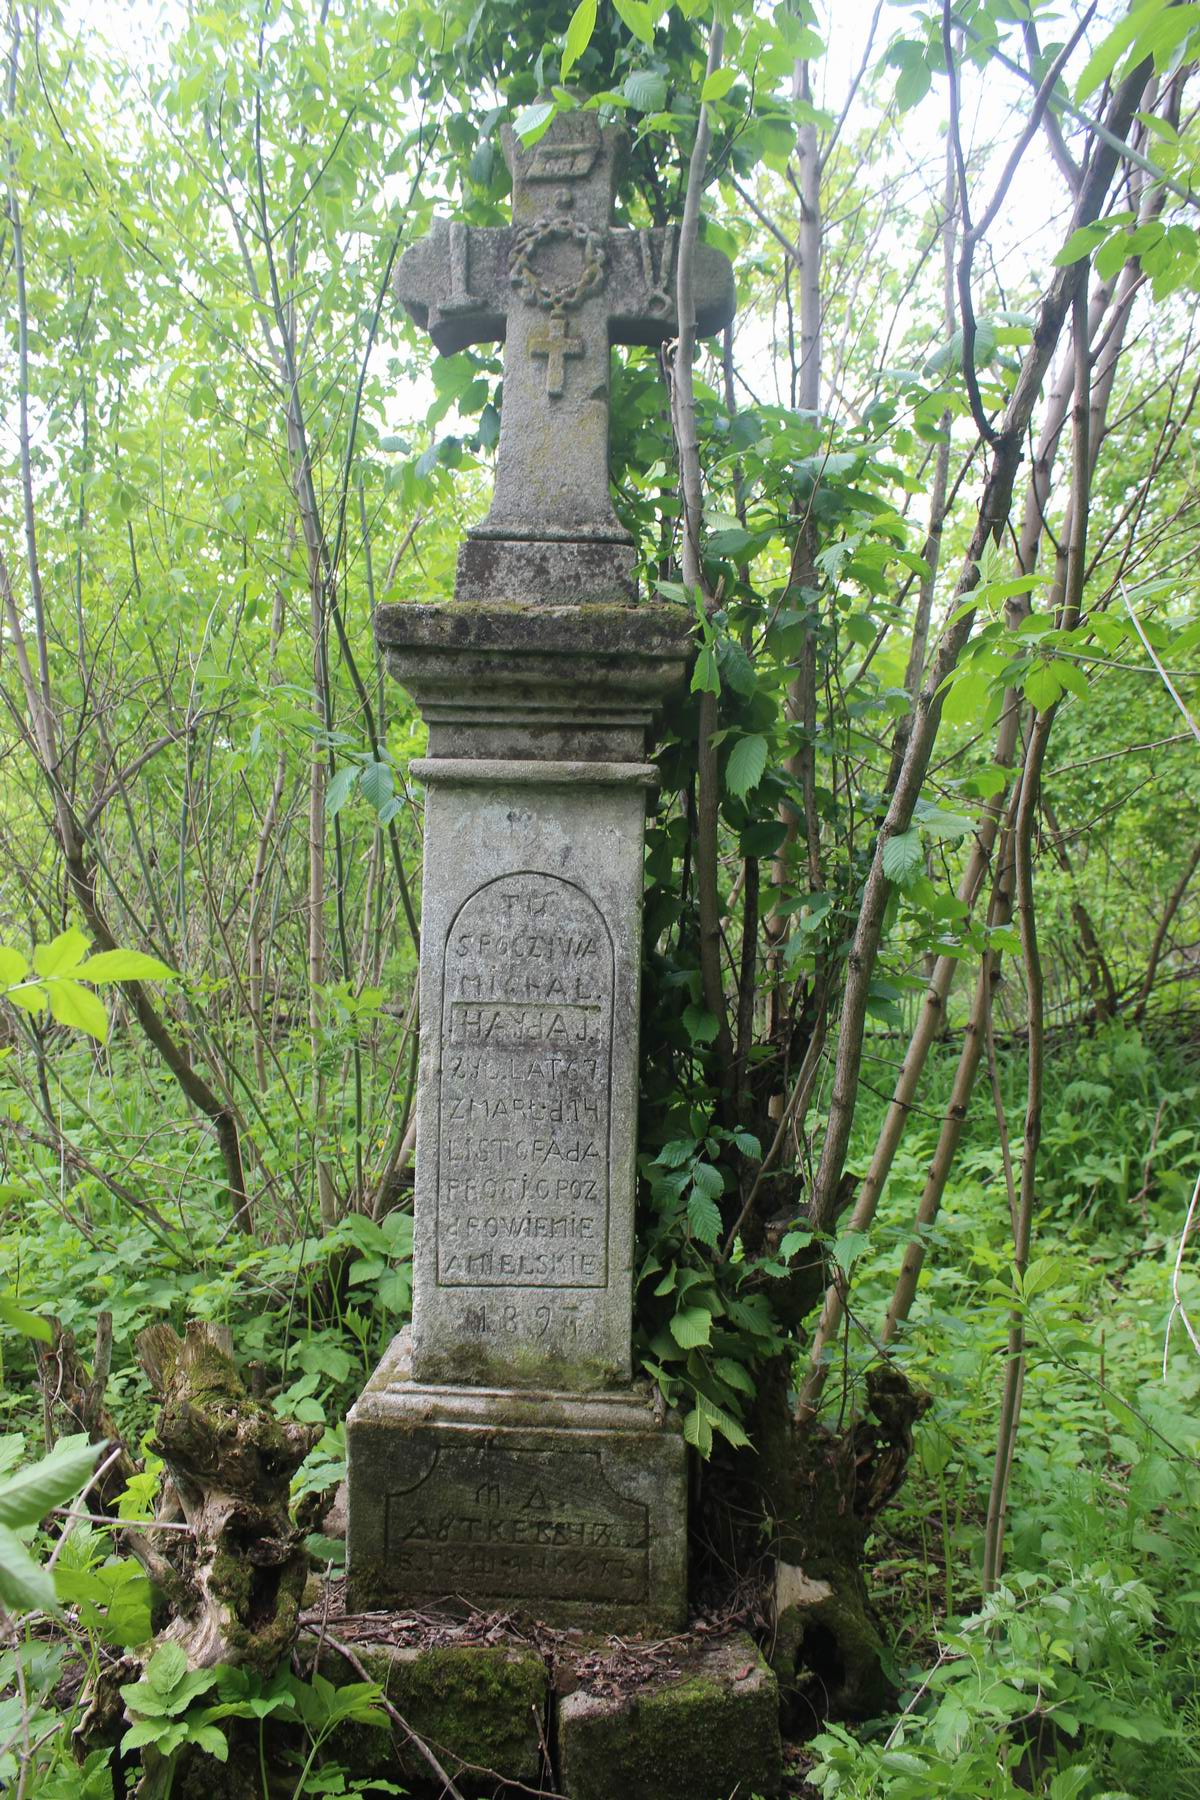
left=384, top=1443, right=649, bottom=1604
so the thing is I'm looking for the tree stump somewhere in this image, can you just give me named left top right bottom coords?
left=133, top=1321, right=318, bottom=1672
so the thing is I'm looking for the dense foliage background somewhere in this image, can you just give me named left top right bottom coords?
left=4, top=0, right=1200, bottom=1794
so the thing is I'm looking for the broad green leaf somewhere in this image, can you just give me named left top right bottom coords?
left=725, top=734, right=768, bottom=799
left=682, top=1404, right=713, bottom=1455
left=655, top=1138, right=698, bottom=1168
left=612, top=0, right=657, bottom=45
left=560, top=0, right=597, bottom=80
left=701, top=66, right=737, bottom=102
left=32, top=927, right=89, bottom=978
left=1024, top=662, right=1063, bottom=711
left=0, top=947, right=28, bottom=985
left=1075, top=0, right=1171, bottom=102
left=0, top=1519, right=57, bottom=1614
left=687, top=1187, right=722, bottom=1246
left=691, top=1162, right=724, bottom=1199
left=47, top=978, right=109, bottom=1043
left=691, top=643, right=720, bottom=694
left=5, top=982, right=47, bottom=1015
left=732, top=1130, right=761, bottom=1159
left=882, top=827, right=923, bottom=888
left=514, top=100, right=556, bottom=144
left=695, top=1391, right=750, bottom=1448
left=1053, top=221, right=1111, bottom=267
left=326, top=763, right=360, bottom=818
left=0, top=1435, right=102, bottom=1530
left=623, top=69, right=667, bottom=111
left=145, top=1640, right=189, bottom=1696
left=358, top=759, right=394, bottom=814
left=670, top=1306, right=713, bottom=1350
left=940, top=668, right=991, bottom=726
left=75, top=950, right=176, bottom=984
left=713, top=1356, right=756, bottom=1395
left=0, top=1296, right=53, bottom=1343
left=682, top=1003, right=719, bottom=1042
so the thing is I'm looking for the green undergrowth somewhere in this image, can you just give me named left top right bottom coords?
left=4, top=1022, right=1200, bottom=1799
left=805, top=1017, right=1200, bottom=1799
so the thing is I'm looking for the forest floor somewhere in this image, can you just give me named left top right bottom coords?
left=2, top=1016, right=1199, bottom=1797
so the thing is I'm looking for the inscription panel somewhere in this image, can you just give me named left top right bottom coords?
left=384, top=1444, right=649, bottom=1604
left=436, top=872, right=614, bottom=1289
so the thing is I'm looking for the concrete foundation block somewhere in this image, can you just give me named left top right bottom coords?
left=307, top=1637, right=548, bottom=1791
left=556, top=1630, right=783, bottom=1800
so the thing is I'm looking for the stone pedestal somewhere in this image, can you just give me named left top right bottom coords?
left=348, top=1332, right=685, bottom=1632
left=347, top=604, right=691, bottom=1629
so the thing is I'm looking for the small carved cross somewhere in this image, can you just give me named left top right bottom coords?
left=529, top=311, right=585, bottom=398
left=395, top=113, right=735, bottom=563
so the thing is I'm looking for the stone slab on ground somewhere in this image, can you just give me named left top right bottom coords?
left=556, top=1630, right=783, bottom=1800
left=305, top=1635, right=548, bottom=1792
left=346, top=1329, right=687, bottom=1632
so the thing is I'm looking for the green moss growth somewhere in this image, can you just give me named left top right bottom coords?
left=558, top=1640, right=782, bottom=1800
left=310, top=1639, right=548, bottom=1791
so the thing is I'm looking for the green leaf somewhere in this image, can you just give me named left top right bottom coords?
left=713, top=1356, right=756, bottom=1394
left=691, top=643, right=720, bottom=695
left=1053, top=221, right=1111, bottom=267
left=358, top=759, right=395, bottom=815
left=1024, top=662, right=1063, bottom=711
left=732, top=1130, right=761, bottom=1159
left=5, top=982, right=47, bottom=1015
left=0, top=1296, right=53, bottom=1343
left=682, top=1405, right=713, bottom=1455
left=0, top=1520, right=58, bottom=1614
left=882, top=827, right=923, bottom=888
left=682, top=1003, right=718, bottom=1043
left=514, top=100, right=556, bottom=144
left=47, top=978, right=109, bottom=1043
left=32, top=928, right=89, bottom=978
left=0, top=1435, right=102, bottom=1530
left=670, top=1306, right=713, bottom=1350
left=75, top=950, right=176, bottom=984
left=725, top=734, right=768, bottom=799
left=612, top=0, right=657, bottom=45
left=190, top=1724, right=230, bottom=1760
left=1075, top=0, right=1172, bottom=102
left=700, top=66, right=737, bottom=102
left=691, top=1162, right=724, bottom=1199
left=655, top=1138, right=698, bottom=1168
left=687, top=1187, right=722, bottom=1246
left=560, top=0, right=597, bottom=80
left=0, top=946, right=28, bottom=985
left=695, top=1391, right=750, bottom=1448
left=623, top=69, right=667, bottom=111
left=145, top=1641, right=189, bottom=1696
left=326, top=763, right=360, bottom=818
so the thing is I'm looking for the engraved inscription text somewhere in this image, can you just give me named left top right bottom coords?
left=436, top=873, right=613, bottom=1288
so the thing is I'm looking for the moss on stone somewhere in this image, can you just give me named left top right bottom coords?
left=556, top=1634, right=782, bottom=1800
left=308, top=1638, right=548, bottom=1793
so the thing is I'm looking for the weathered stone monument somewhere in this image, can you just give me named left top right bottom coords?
left=346, top=112, right=735, bottom=1634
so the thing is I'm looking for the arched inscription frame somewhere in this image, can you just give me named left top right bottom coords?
left=432, top=868, right=617, bottom=1293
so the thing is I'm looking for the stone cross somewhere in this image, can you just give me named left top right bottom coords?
left=396, top=112, right=735, bottom=603
left=348, top=111, right=737, bottom=1638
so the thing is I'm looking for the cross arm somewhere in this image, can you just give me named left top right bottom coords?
left=395, top=220, right=515, bottom=356
left=606, top=232, right=735, bottom=348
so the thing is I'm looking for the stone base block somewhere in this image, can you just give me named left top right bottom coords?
left=557, top=1632, right=783, bottom=1800
left=306, top=1637, right=548, bottom=1791
left=346, top=1332, right=686, bottom=1633
left=456, top=534, right=637, bottom=605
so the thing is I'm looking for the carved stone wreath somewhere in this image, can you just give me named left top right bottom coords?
left=509, top=215, right=608, bottom=313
